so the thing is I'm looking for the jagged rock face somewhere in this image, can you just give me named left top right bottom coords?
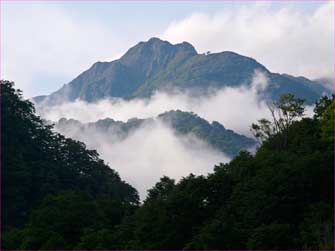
left=34, top=37, right=330, bottom=105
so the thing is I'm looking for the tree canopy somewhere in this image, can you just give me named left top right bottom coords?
left=1, top=80, right=138, bottom=232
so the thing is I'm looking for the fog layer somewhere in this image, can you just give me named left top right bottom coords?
left=56, top=120, right=229, bottom=198
left=38, top=71, right=271, bottom=136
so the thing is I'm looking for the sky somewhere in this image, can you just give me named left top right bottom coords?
left=1, top=0, right=334, bottom=98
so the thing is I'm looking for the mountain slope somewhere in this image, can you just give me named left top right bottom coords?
left=1, top=81, right=139, bottom=231
left=55, top=110, right=255, bottom=157
left=34, top=38, right=329, bottom=105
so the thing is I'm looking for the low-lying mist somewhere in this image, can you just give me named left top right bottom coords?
left=38, top=71, right=271, bottom=136
left=55, top=120, right=229, bottom=199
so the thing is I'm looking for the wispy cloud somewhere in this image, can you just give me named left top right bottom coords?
left=161, top=1, right=334, bottom=80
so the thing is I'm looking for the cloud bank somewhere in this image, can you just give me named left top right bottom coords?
left=38, top=71, right=271, bottom=136
left=56, top=120, right=229, bottom=199
left=161, top=1, right=334, bottom=80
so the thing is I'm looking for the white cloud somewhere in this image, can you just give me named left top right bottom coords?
left=38, top=71, right=272, bottom=136
left=161, top=1, right=334, bottom=80
left=55, top=120, right=229, bottom=199
left=1, top=3, right=127, bottom=97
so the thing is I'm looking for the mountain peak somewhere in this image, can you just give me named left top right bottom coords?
left=118, top=37, right=198, bottom=80
left=35, top=38, right=329, bottom=105
left=175, top=41, right=197, bottom=55
left=147, top=38, right=197, bottom=54
left=147, top=37, right=166, bottom=43
left=122, top=38, right=197, bottom=61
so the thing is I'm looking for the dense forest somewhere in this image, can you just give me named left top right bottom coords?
left=1, top=80, right=333, bottom=249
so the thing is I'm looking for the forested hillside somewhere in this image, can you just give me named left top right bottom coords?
left=55, top=110, right=255, bottom=157
left=1, top=80, right=333, bottom=250
left=1, top=81, right=139, bottom=249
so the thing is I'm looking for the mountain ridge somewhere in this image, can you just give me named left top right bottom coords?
left=55, top=110, right=256, bottom=157
left=34, top=37, right=330, bottom=105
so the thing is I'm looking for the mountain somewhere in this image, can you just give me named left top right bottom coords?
left=34, top=38, right=330, bottom=105
left=55, top=110, right=255, bottom=157
left=313, top=77, right=333, bottom=91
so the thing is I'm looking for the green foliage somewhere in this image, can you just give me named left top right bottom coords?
left=299, top=202, right=333, bottom=250
left=276, top=93, right=305, bottom=118
left=75, top=228, right=115, bottom=250
left=251, top=93, right=305, bottom=147
left=319, top=99, right=334, bottom=143
left=3, top=191, right=134, bottom=250
left=251, top=118, right=274, bottom=142
left=247, top=223, right=295, bottom=249
left=159, top=110, right=255, bottom=156
left=1, top=80, right=138, bottom=248
left=314, top=95, right=333, bottom=119
left=117, top=174, right=210, bottom=249
left=14, top=191, right=98, bottom=249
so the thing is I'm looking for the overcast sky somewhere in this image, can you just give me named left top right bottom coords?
left=1, top=1, right=334, bottom=98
